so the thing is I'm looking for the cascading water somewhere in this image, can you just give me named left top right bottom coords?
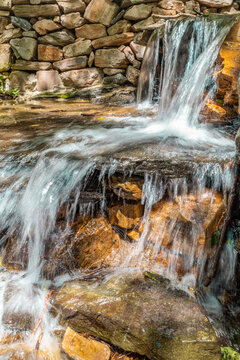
left=0, top=15, right=238, bottom=359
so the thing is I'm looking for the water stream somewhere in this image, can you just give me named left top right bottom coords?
left=0, top=15, right=239, bottom=359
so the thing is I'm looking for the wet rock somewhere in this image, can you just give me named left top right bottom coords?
left=12, top=4, right=61, bottom=17
left=109, top=175, right=143, bottom=200
left=61, top=12, right=85, bottom=29
left=61, top=68, right=103, bottom=88
left=84, top=0, right=119, bottom=27
left=0, top=43, right=11, bottom=71
left=126, top=65, right=140, bottom=85
left=124, top=4, right=153, bottom=21
left=10, top=37, right=37, bottom=61
left=158, top=0, right=185, bottom=12
left=53, top=56, right=87, bottom=71
left=11, top=59, right=52, bottom=71
left=109, top=202, right=143, bottom=229
left=0, top=28, right=22, bottom=44
left=62, top=327, right=111, bottom=360
left=33, top=19, right=61, bottom=35
left=54, top=271, right=220, bottom=360
left=56, top=0, right=86, bottom=14
left=134, top=30, right=152, bottom=46
left=11, top=16, right=32, bottom=31
left=92, top=32, right=134, bottom=49
left=185, top=0, right=201, bottom=14
left=38, top=44, right=63, bottom=62
left=75, top=23, right=107, bottom=39
left=38, top=29, right=75, bottom=47
left=108, top=20, right=131, bottom=36
left=198, top=0, right=233, bottom=7
left=95, top=48, right=129, bottom=68
left=37, top=70, right=61, bottom=92
left=63, top=39, right=92, bottom=58
left=103, top=73, right=128, bottom=86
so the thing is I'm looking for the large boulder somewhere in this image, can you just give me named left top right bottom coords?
left=95, top=48, right=129, bottom=68
left=84, top=0, right=119, bottom=27
left=10, top=37, right=37, bottom=61
left=54, top=271, right=220, bottom=360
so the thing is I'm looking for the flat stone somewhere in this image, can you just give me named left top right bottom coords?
left=11, top=16, right=32, bottom=31
left=198, top=0, right=233, bottom=7
left=103, top=73, right=128, bottom=86
left=121, top=0, right=154, bottom=8
left=103, top=67, right=125, bottom=75
left=124, top=4, right=153, bottom=21
left=54, top=271, right=220, bottom=360
left=0, top=16, right=9, bottom=34
left=0, top=0, right=11, bottom=10
left=95, top=48, right=129, bottom=68
left=75, top=23, right=107, bottom=39
left=12, top=4, right=61, bottom=17
left=11, top=59, right=52, bottom=71
left=108, top=19, right=131, bottom=36
left=130, top=41, right=146, bottom=60
left=0, top=28, right=21, bottom=44
left=84, top=0, right=119, bottom=27
left=63, top=39, right=92, bottom=58
left=57, top=0, right=86, bottom=14
left=158, top=0, right=185, bottom=11
left=37, top=70, right=61, bottom=91
left=126, top=65, right=140, bottom=85
left=10, top=37, right=37, bottom=60
left=33, top=19, right=61, bottom=35
left=61, top=68, right=103, bottom=88
left=131, top=16, right=155, bottom=32
left=38, top=44, right=63, bottom=62
left=53, top=56, right=87, bottom=71
left=0, top=43, right=11, bottom=71
left=22, top=30, right=37, bottom=37
left=0, top=9, right=9, bottom=15
left=152, top=6, right=177, bottom=15
left=111, top=9, right=125, bottom=25
left=92, top=32, right=134, bottom=49
left=38, top=29, right=75, bottom=46
left=9, top=70, right=37, bottom=93
left=61, top=12, right=85, bottom=29
left=62, top=327, right=111, bottom=360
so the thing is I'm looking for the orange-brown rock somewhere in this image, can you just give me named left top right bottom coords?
left=38, top=44, right=63, bottom=62
left=92, top=32, right=135, bottom=50
left=109, top=175, right=143, bottom=200
left=109, top=202, right=144, bottom=229
left=62, top=328, right=111, bottom=360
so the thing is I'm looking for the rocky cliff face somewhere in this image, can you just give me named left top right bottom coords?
left=0, top=0, right=239, bottom=98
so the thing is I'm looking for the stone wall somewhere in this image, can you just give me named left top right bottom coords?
left=0, top=0, right=239, bottom=97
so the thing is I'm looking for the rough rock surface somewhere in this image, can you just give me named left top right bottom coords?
left=61, top=68, right=103, bottom=88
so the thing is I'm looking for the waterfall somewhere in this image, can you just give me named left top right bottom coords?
left=138, top=16, right=235, bottom=128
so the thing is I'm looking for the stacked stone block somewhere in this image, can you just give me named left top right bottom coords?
left=0, top=0, right=239, bottom=95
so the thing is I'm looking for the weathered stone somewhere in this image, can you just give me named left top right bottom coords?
left=61, top=68, right=103, bottom=88
left=95, top=48, right=129, bottom=68
left=61, top=12, right=85, bottom=29
left=103, top=73, right=128, bottom=86
left=0, top=43, right=11, bottom=71
left=0, top=9, right=9, bottom=15
left=133, top=59, right=141, bottom=69
left=92, top=32, right=134, bottom=49
left=121, top=0, right=154, bottom=8
left=124, top=4, right=153, bottom=20
left=131, top=16, right=155, bottom=32
left=10, top=37, right=37, bottom=60
left=84, top=0, right=119, bottom=27
left=11, top=59, right=52, bottom=71
left=108, top=19, right=131, bottom=36
left=57, top=0, right=86, bottom=14
left=37, top=70, right=61, bottom=91
left=0, top=28, right=21, bottom=44
left=111, top=9, right=125, bottom=25
left=39, top=29, right=75, bottom=46
left=220, top=5, right=239, bottom=13
left=62, top=327, right=111, bottom=360
left=134, top=30, right=152, bottom=46
left=130, top=41, right=145, bottom=60
left=198, top=0, right=233, bottom=7
left=88, top=51, right=94, bottom=67
left=103, top=68, right=125, bottom=75
left=159, top=0, right=185, bottom=11
left=53, top=56, right=87, bottom=71
left=63, top=39, right=92, bottom=58
left=109, top=202, right=143, bottom=229
left=9, top=70, right=37, bottom=93
left=152, top=6, right=176, bottom=15
left=123, top=46, right=135, bottom=63
left=33, top=19, right=61, bottom=35
left=38, top=44, right=63, bottom=62
left=12, top=4, right=61, bottom=17
left=0, top=16, right=9, bottom=34
left=54, top=271, right=220, bottom=360
left=185, top=0, right=201, bottom=14
left=22, top=30, right=37, bottom=37
left=75, top=23, right=107, bottom=39
left=126, top=65, right=140, bottom=85
left=109, top=174, right=143, bottom=200
left=11, top=16, right=31, bottom=31
left=0, top=0, right=11, bottom=10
